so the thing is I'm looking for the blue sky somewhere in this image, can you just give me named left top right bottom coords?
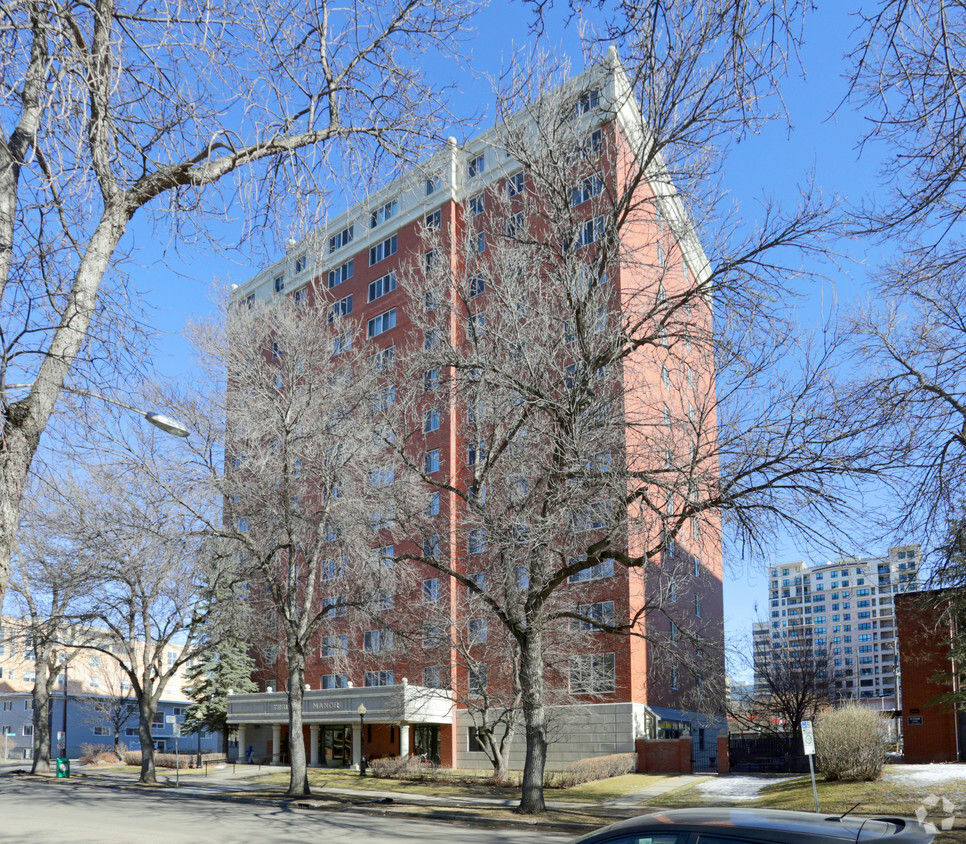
left=129, top=2, right=892, bottom=674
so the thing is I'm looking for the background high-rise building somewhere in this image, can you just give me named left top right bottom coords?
left=754, top=544, right=921, bottom=702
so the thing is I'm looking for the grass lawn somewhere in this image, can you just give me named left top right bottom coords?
left=656, top=769, right=966, bottom=819
left=250, top=768, right=672, bottom=804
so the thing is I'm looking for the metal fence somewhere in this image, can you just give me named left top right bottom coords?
left=728, top=734, right=809, bottom=773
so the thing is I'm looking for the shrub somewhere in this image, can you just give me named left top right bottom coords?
left=123, top=750, right=142, bottom=766
left=155, top=753, right=193, bottom=769
left=544, top=753, right=638, bottom=789
left=369, top=756, right=427, bottom=779
left=814, top=704, right=889, bottom=782
left=80, top=743, right=115, bottom=764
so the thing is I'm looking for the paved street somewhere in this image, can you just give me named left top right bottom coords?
left=0, top=777, right=573, bottom=843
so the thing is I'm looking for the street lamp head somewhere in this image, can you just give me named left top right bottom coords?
left=357, top=704, right=367, bottom=716
left=145, top=412, right=190, bottom=438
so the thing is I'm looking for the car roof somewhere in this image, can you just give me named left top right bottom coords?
left=573, top=808, right=935, bottom=844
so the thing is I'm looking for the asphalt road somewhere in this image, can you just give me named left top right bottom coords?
left=0, top=777, right=574, bottom=844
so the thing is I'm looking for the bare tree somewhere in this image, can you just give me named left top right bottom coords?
left=0, top=0, right=476, bottom=612
left=6, top=481, right=96, bottom=772
left=79, top=663, right=139, bottom=760
left=152, top=295, right=404, bottom=797
left=841, top=1, right=966, bottom=559
left=35, top=459, right=233, bottom=785
left=371, top=45, right=867, bottom=813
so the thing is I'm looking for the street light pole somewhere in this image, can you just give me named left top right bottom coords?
left=3, top=383, right=190, bottom=438
left=357, top=704, right=367, bottom=777
left=61, top=666, right=68, bottom=761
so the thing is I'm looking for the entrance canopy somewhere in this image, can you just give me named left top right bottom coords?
left=226, top=680, right=454, bottom=727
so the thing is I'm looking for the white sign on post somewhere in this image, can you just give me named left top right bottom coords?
left=165, top=715, right=176, bottom=724
left=801, top=720, right=816, bottom=756
left=802, top=720, right=820, bottom=812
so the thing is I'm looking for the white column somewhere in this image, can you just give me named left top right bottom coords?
left=271, top=724, right=282, bottom=764
left=236, top=724, right=247, bottom=762
left=309, top=725, right=320, bottom=767
left=399, top=723, right=410, bottom=758
left=351, top=723, right=361, bottom=770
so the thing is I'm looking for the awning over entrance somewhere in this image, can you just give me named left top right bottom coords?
left=226, top=680, right=454, bottom=727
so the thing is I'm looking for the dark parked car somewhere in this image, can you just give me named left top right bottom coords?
left=571, top=808, right=936, bottom=844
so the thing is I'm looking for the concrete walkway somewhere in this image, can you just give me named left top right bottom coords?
left=603, top=774, right=711, bottom=808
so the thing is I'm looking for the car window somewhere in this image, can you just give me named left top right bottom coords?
left=604, top=836, right=687, bottom=844
left=696, top=837, right=760, bottom=844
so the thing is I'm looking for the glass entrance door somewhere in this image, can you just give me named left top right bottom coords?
left=321, top=726, right=351, bottom=767
left=412, top=725, right=440, bottom=764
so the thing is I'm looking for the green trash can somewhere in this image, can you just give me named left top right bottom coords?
left=56, top=757, right=70, bottom=778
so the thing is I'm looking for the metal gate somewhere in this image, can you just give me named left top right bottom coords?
left=692, top=728, right=717, bottom=773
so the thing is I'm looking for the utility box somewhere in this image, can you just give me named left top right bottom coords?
left=56, top=757, right=70, bottom=778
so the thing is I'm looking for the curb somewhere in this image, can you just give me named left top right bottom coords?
left=5, top=771, right=603, bottom=834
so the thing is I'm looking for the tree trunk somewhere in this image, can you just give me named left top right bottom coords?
left=517, top=631, right=547, bottom=814
left=30, top=673, right=51, bottom=774
left=138, top=699, right=158, bottom=784
left=286, top=657, right=309, bottom=797
left=114, top=728, right=122, bottom=761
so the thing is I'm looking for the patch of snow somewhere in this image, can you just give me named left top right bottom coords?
left=696, top=776, right=796, bottom=801
left=884, top=764, right=966, bottom=786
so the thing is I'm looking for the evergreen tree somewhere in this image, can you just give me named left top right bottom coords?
left=182, top=638, right=256, bottom=755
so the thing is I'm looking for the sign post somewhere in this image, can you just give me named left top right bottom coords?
left=801, top=720, right=819, bottom=812
left=167, top=715, right=181, bottom=787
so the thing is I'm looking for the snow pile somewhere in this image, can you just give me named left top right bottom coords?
left=883, top=764, right=966, bottom=786
left=696, top=776, right=796, bottom=801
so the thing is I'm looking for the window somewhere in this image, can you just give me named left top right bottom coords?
left=329, top=294, right=353, bottom=321
left=370, top=199, right=397, bottom=228
left=89, top=656, right=101, bottom=668
left=468, top=618, right=488, bottom=645
left=467, top=440, right=486, bottom=466
left=369, top=467, right=395, bottom=490
left=125, top=727, right=138, bottom=737
left=423, top=578, right=440, bottom=602
left=369, top=234, right=398, bottom=266
left=23, top=671, right=36, bottom=683
left=372, top=385, right=395, bottom=410
left=571, top=175, right=604, bottom=206
left=468, top=154, right=485, bottom=177
left=585, top=127, right=603, bottom=155
left=570, top=653, right=615, bottom=694
left=516, top=565, right=530, bottom=589
left=328, top=259, right=354, bottom=288
left=507, top=172, right=524, bottom=196
left=669, top=621, right=679, bottom=642
left=364, top=630, right=393, bottom=653
left=368, top=272, right=397, bottom=302
left=367, top=308, right=396, bottom=338
left=569, top=556, right=615, bottom=583
left=425, top=175, right=440, bottom=195
left=469, top=666, right=487, bottom=696
left=468, top=528, right=487, bottom=554
left=576, top=88, right=599, bottom=114
left=364, top=670, right=394, bottom=687
left=422, top=535, right=440, bottom=559
left=321, top=674, right=348, bottom=689
left=423, top=368, right=440, bottom=391
left=425, top=209, right=441, bottom=231
left=329, top=225, right=354, bottom=253
left=320, top=634, right=348, bottom=658
left=424, top=449, right=440, bottom=473
left=695, top=594, right=703, bottom=618
left=322, top=595, right=348, bottom=617
left=423, top=666, right=442, bottom=688
left=294, top=254, right=307, bottom=274
left=426, top=491, right=440, bottom=515
left=671, top=664, right=679, bottom=690
left=425, top=249, right=439, bottom=271
left=273, top=275, right=284, bottom=293
left=422, top=623, right=444, bottom=649
left=22, top=724, right=33, bottom=737
left=293, top=287, right=307, bottom=306
left=424, top=408, right=440, bottom=433
left=477, top=231, right=486, bottom=253
left=506, top=211, right=523, bottom=237
left=469, top=275, right=485, bottom=298
left=575, top=601, right=615, bottom=631
left=243, top=293, right=255, bottom=309
left=576, top=215, right=606, bottom=247
left=468, top=193, right=485, bottom=216
left=372, top=346, right=395, bottom=371
left=93, top=726, right=109, bottom=737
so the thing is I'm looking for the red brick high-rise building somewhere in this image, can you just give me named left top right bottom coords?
left=226, top=53, right=724, bottom=771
